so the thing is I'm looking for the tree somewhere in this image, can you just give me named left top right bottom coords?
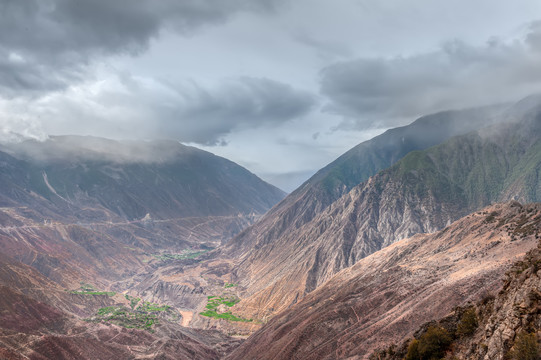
left=509, top=331, right=540, bottom=360
left=456, top=308, right=478, bottom=337
left=406, top=326, right=453, bottom=360
left=406, top=339, right=420, bottom=360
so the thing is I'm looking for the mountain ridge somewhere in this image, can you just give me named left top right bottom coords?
left=0, top=136, right=286, bottom=221
left=223, top=104, right=507, bottom=259
left=228, top=100, right=541, bottom=321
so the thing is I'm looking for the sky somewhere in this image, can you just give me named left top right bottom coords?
left=1, top=1, right=541, bottom=191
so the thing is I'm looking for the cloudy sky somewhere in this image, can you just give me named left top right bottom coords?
left=1, top=0, right=541, bottom=191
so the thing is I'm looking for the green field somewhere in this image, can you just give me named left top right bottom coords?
left=152, top=249, right=210, bottom=262
left=199, top=295, right=252, bottom=322
left=68, top=282, right=116, bottom=296
left=90, top=299, right=174, bottom=331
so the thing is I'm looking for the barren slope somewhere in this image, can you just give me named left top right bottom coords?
left=228, top=202, right=541, bottom=360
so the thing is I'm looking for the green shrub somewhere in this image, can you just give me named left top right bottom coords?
left=418, top=326, right=452, bottom=359
left=406, top=326, right=452, bottom=360
left=457, top=308, right=478, bottom=337
left=509, top=331, right=540, bottom=360
left=406, top=339, right=420, bottom=360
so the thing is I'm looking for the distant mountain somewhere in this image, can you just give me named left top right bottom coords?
left=227, top=202, right=541, bottom=360
left=0, top=136, right=285, bottom=221
left=227, top=97, right=541, bottom=321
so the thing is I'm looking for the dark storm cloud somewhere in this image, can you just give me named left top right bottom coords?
left=155, top=77, right=316, bottom=145
left=0, top=0, right=285, bottom=96
left=320, top=23, right=541, bottom=130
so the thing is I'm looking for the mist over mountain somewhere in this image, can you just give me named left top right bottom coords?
left=0, top=136, right=285, bottom=221
left=3, top=2, right=541, bottom=359
left=225, top=96, right=541, bottom=321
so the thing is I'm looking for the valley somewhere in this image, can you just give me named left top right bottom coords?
left=1, top=96, right=541, bottom=359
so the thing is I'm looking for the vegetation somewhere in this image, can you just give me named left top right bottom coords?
left=205, top=295, right=240, bottom=309
left=152, top=249, right=210, bottom=262
left=405, top=339, right=420, bottom=360
left=90, top=299, right=173, bottom=331
left=224, top=282, right=237, bottom=288
left=406, top=326, right=452, bottom=360
left=456, top=308, right=478, bottom=337
left=125, top=294, right=141, bottom=309
left=199, top=295, right=252, bottom=322
left=508, top=331, right=540, bottom=360
left=139, top=300, right=170, bottom=312
left=68, top=282, right=116, bottom=296
left=90, top=306, right=157, bottom=331
left=199, top=310, right=251, bottom=322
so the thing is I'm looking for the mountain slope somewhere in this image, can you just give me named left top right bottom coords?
left=0, top=136, right=285, bottom=221
left=0, top=136, right=285, bottom=286
left=367, top=236, right=541, bottom=360
left=227, top=202, right=541, bottom=360
left=224, top=104, right=506, bottom=257
left=229, top=100, right=541, bottom=320
left=0, top=245, right=242, bottom=360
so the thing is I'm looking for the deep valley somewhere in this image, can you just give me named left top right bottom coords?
left=1, top=96, right=541, bottom=360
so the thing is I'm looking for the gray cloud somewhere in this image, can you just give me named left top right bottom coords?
left=0, top=0, right=285, bottom=97
left=166, top=77, right=316, bottom=144
left=527, top=21, right=541, bottom=51
left=293, top=31, right=353, bottom=61
left=17, top=76, right=315, bottom=146
left=320, top=23, right=541, bottom=130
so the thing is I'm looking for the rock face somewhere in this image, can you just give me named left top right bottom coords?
left=229, top=101, right=541, bottom=321
left=227, top=202, right=541, bottom=360
left=445, top=229, right=541, bottom=360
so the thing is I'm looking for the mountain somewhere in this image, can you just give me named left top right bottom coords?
left=224, top=104, right=505, bottom=258
left=0, top=136, right=287, bottom=359
left=0, top=136, right=285, bottom=286
left=227, top=202, right=541, bottom=360
left=227, top=98, right=541, bottom=321
left=0, top=136, right=285, bottom=221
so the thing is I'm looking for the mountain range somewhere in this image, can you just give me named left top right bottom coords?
left=0, top=136, right=284, bottom=287
left=224, top=96, right=541, bottom=321
left=1, top=95, right=541, bottom=359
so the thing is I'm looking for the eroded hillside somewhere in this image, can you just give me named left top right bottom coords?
left=228, top=202, right=541, bottom=360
